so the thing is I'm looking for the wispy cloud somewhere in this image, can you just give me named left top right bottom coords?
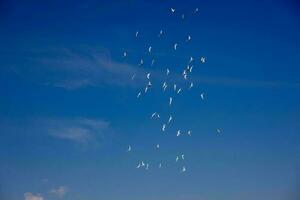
left=49, top=186, right=68, bottom=198
left=44, top=118, right=111, bottom=144
left=24, top=192, right=44, bottom=200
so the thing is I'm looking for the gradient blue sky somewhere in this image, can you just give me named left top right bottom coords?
left=1, top=0, right=300, bottom=200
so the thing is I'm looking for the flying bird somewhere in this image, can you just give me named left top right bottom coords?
left=182, top=14, right=185, bottom=19
left=151, top=112, right=157, bottom=118
left=123, top=52, right=127, bottom=57
left=162, top=124, right=166, bottom=132
left=176, top=156, right=179, bottom=162
left=139, top=58, right=144, bottom=66
left=169, top=97, right=173, bottom=106
left=137, top=92, right=141, bottom=98
left=177, top=130, right=181, bottom=137
left=171, top=8, right=175, bottom=13
left=187, top=35, right=191, bottom=41
left=200, top=92, right=205, bottom=100
left=156, top=144, right=160, bottom=149
left=148, top=46, right=152, bottom=53
left=174, top=84, right=177, bottom=91
left=181, top=154, right=185, bottom=160
left=135, top=31, right=139, bottom=37
left=146, top=73, right=151, bottom=79
left=158, top=29, right=163, bottom=37
left=166, top=68, right=170, bottom=75
left=177, top=88, right=182, bottom=94
left=200, top=56, right=206, bottom=63
left=189, top=56, right=194, bottom=63
left=127, top=145, right=132, bottom=152
left=151, top=59, right=155, bottom=66
left=131, top=73, right=135, bottom=80
left=168, top=115, right=173, bottom=123
left=187, top=130, right=192, bottom=136
left=181, top=166, right=186, bottom=173
left=174, top=43, right=178, bottom=50
left=159, top=163, right=162, bottom=168
left=194, top=8, right=199, bottom=13
left=189, top=82, right=194, bottom=89
left=216, top=128, right=222, bottom=134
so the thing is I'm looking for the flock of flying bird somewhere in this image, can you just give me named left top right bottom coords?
left=124, top=7, right=222, bottom=173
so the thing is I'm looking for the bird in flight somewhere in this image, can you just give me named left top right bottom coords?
left=135, top=31, right=139, bottom=37
left=187, top=130, right=192, bottom=136
left=168, top=115, right=173, bottom=123
left=162, top=124, right=166, bottom=132
left=169, top=97, right=173, bottom=106
left=148, top=46, right=152, bottom=53
left=166, top=68, right=170, bottom=75
left=137, top=92, right=141, bottom=98
left=174, top=43, right=178, bottom=50
left=200, top=56, right=206, bottom=63
left=181, top=166, right=186, bottom=173
left=200, top=93, right=205, bottom=100
left=177, top=130, right=181, bottom=137
left=171, top=8, right=175, bottom=13
left=127, top=145, right=132, bottom=152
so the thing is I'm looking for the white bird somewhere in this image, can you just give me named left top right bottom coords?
left=151, top=112, right=157, bottom=118
left=194, top=8, right=199, bottom=13
left=131, top=73, right=135, bottom=80
left=200, top=56, right=206, bottom=63
left=181, top=166, right=186, bottom=173
left=157, top=114, right=161, bottom=118
left=151, top=59, right=155, bottom=66
left=145, top=163, right=149, bottom=170
left=189, top=66, right=193, bottom=73
left=187, top=35, right=191, bottom=41
left=171, top=8, right=175, bottom=13
left=162, top=82, right=167, bottom=90
left=139, top=58, right=144, bottom=66
left=123, top=52, right=127, bottom=57
left=137, top=92, right=141, bottom=98
left=127, top=145, right=132, bottom=152
left=135, top=31, right=139, bottom=37
left=166, top=68, right=170, bottom=75
left=169, top=97, right=173, bottom=106
left=177, top=130, right=181, bottom=137
left=162, top=124, right=166, bottom=132
left=200, top=92, right=204, bottom=100
left=146, top=73, right=151, bottom=79
left=187, top=130, right=192, bottom=136
left=148, top=81, right=152, bottom=87
left=168, top=115, right=173, bottom=123
left=173, top=84, right=177, bottom=91
left=156, top=144, right=160, bottom=149
left=176, top=156, right=179, bottom=162
left=158, top=29, right=163, bottom=37
left=136, top=163, right=141, bottom=168
left=189, top=82, right=194, bottom=89
left=145, top=86, right=148, bottom=93
left=216, top=128, right=222, bottom=134
left=181, top=154, right=185, bottom=160
left=148, top=46, right=152, bottom=53
left=174, top=43, right=178, bottom=50
left=177, top=88, right=182, bottom=94
left=141, top=161, right=145, bottom=167
left=189, top=56, right=194, bottom=63
left=159, top=163, right=162, bottom=168
left=183, top=74, right=188, bottom=80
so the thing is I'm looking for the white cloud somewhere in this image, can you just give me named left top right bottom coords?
left=24, top=192, right=44, bottom=200
left=45, top=118, right=110, bottom=144
left=49, top=186, right=68, bottom=198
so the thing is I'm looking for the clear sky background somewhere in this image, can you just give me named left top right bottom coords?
left=0, top=0, right=300, bottom=200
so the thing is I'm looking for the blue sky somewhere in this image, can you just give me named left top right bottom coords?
left=0, top=0, right=300, bottom=200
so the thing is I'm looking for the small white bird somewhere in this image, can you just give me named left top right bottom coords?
left=123, top=52, right=127, bottom=57
left=194, top=8, right=199, bottom=13
left=171, top=8, right=175, bottom=13
left=174, top=43, right=178, bottom=50
left=162, top=124, right=166, bottom=132
left=183, top=74, right=188, bottom=80
left=157, top=114, right=161, bottom=118
left=151, top=59, right=155, bottom=66
left=216, top=128, right=222, bottom=134
left=177, top=88, right=182, bottom=94
left=177, top=130, right=181, bottom=137
left=181, top=154, right=185, bottom=160
left=166, top=68, right=170, bottom=75
left=145, top=163, right=149, bottom=170
left=181, top=166, right=186, bottom=173
left=200, top=92, right=205, bottom=100
left=187, top=130, right=192, bottom=136
left=159, top=29, right=163, bottom=37
left=162, top=82, right=168, bottom=91
left=156, top=144, right=160, bottom=149
left=145, top=86, right=148, bottom=93
left=169, top=97, right=173, bottom=106
left=200, top=56, right=206, bottom=63
left=139, top=58, right=144, bottom=66
left=136, top=163, right=141, bottom=168
left=131, top=73, right=135, bottom=80
left=137, top=92, right=141, bottom=98
left=189, top=82, right=194, bottom=89
left=148, top=81, right=152, bottom=87
left=127, top=145, right=132, bottom=152
left=141, top=161, right=145, bottom=167
left=173, top=84, right=177, bottom=91
left=135, top=31, right=139, bottom=37
left=146, top=73, right=151, bottom=79
left=189, top=66, right=193, bottom=73
left=168, top=115, right=173, bottom=123
left=151, top=112, right=157, bottom=118
left=159, top=163, right=162, bottom=168
left=187, top=35, right=191, bottom=41
left=189, top=56, right=194, bottom=63
left=148, top=46, right=152, bottom=53
left=176, top=156, right=179, bottom=162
